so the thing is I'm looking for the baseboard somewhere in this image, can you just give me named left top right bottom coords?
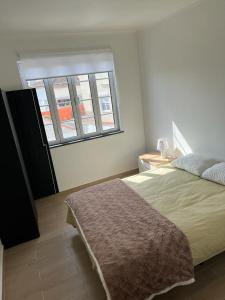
left=0, top=241, right=3, bottom=300
left=64, top=168, right=139, bottom=194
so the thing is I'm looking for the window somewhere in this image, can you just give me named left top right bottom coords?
left=27, top=71, right=120, bottom=145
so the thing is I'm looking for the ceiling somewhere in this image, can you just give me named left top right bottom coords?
left=0, top=0, right=203, bottom=35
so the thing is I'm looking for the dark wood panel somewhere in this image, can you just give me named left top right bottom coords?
left=6, top=89, right=58, bottom=199
left=0, top=90, right=39, bottom=248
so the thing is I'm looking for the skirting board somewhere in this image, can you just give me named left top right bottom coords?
left=0, top=240, right=3, bottom=300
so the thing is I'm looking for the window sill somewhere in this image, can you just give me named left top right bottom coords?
left=49, top=130, right=124, bottom=149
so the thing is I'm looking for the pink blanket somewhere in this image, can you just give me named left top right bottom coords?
left=66, top=179, right=194, bottom=300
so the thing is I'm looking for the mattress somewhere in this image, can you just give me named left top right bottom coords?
left=123, top=165, right=225, bottom=266
left=67, top=165, right=225, bottom=267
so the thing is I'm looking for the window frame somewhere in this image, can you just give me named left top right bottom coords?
left=25, top=71, right=121, bottom=146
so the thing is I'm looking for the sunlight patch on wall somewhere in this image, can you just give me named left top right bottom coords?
left=172, top=121, right=193, bottom=156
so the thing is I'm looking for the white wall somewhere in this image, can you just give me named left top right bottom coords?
left=138, top=0, right=225, bottom=160
left=0, top=32, right=146, bottom=191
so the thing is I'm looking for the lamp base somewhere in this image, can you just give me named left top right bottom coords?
left=160, top=150, right=167, bottom=159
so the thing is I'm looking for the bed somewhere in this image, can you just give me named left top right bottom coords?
left=66, top=165, right=225, bottom=299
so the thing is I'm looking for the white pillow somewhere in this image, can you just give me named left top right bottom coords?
left=171, top=153, right=217, bottom=176
left=202, top=162, right=225, bottom=185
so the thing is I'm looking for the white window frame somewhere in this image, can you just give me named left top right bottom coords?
left=25, top=71, right=121, bottom=146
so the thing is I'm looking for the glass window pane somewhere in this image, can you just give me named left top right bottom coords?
left=80, top=100, right=94, bottom=118
left=99, top=97, right=113, bottom=114
left=61, top=120, right=77, bottom=139
left=82, top=117, right=96, bottom=134
left=96, top=78, right=111, bottom=97
left=27, top=80, right=56, bottom=142
left=58, top=104, right=77, bottom=138
left=27, top=80, right=48, bottom=106
left=77, top=75, right=89, bottom=81
left=95, top=72, right=109, bottom=80
left=74, top=76, right=91, bottom=100
left=40, top=106, right=53, bottom=125
left=52, top=77, right=71, bottom=106
left=52, top=77, right=77, bottom=138
left=45, top=125, right=56, bottom=142
left=57, top=101, right=74, bottom=122
left=101, top=113, right=115, bottom=131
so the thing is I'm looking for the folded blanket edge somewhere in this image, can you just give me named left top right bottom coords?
left=65, top=201, right=195, bottom=300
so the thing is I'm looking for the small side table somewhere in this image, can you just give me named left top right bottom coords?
left=138, top=152, right=176, bottom=173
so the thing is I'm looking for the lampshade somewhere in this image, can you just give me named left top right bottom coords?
left=157, top=138, right=169, bottom=152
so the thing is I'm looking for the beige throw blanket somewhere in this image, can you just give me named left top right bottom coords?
left=65, top=179, right=194, bottom=300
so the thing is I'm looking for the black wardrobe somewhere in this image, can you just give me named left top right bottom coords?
left=0, top=88, right=58, bottom=248
left=7, top=89, right=58, bottom=200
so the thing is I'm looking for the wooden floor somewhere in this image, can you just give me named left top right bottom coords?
left=4, top=183, right=225, bottom=300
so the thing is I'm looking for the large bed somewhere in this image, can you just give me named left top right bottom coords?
left=124, top=165, right=225, bottom=266
left=66, top=164, right=225, bottom=299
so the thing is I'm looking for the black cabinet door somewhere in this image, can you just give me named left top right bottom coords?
left=6, top=89, right=58, bottom=200
left=0, top=90, right=39, bottom=248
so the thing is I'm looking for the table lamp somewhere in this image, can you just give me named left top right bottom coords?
left=157, top=138, right=169, bottom=158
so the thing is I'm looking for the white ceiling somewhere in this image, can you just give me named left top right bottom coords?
left=0, top=0, right=203, bottom=35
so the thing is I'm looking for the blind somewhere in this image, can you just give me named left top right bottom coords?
left=18, top=49, right=115, bottom=82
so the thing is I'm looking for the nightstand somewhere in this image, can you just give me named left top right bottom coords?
left=138, top=152, right=176, bottom=173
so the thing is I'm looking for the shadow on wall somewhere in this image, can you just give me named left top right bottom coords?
left=172, top=121, right=193, bottom=156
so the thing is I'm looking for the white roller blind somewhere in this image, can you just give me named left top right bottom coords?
left=18, top=49, right=115, bottom=82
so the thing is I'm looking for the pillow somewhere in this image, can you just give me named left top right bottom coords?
left=171, top=153, right=217, bottom=176
left=202, top=162, right=225, bottom=185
